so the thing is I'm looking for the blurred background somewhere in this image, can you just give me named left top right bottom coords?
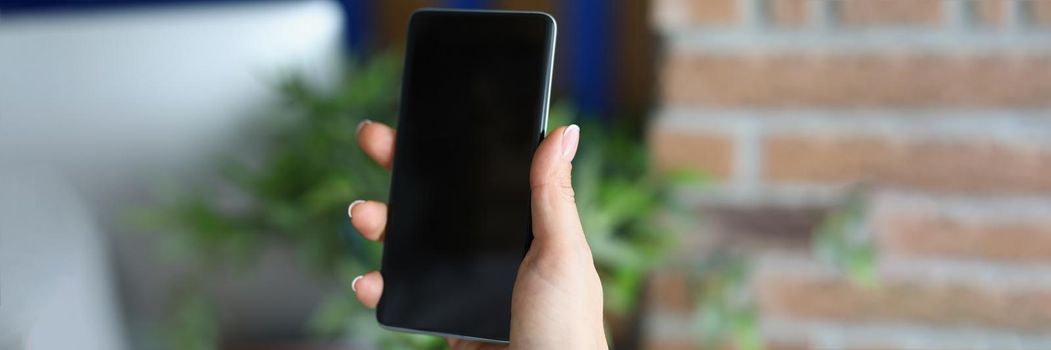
left=3, top=0, right=1051, bottom=349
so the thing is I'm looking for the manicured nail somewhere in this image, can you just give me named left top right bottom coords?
left=561, top=124, right=580, bottom=161
left=356, top=119, right=373, bottom=135
left=348, top=200, right=366, bottom=219
left=351, top=275, right=363, bottom=292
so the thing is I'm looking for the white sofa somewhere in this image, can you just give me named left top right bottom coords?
left=0, top=1, right=343, bottom=348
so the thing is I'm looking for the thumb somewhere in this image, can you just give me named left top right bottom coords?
left=530, top=124, right=585, bottom=249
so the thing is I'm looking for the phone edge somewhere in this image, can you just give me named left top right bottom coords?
left=375, top=9, right=558, bottom=345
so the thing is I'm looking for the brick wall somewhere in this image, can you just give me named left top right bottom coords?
left=647, top=0, right=1051, bottom=349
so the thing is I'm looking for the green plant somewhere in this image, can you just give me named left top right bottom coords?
left=135, top=48, right=882, bottom=348
left=138, top=52, right=442, bottom=349
left=548, top=104, right=705, bottom=347
left=683, top=190, right=880, bottom=350
left=691, top=255, right=759, bottom=350
left=552, top=108, right=703, bottom=322
left=814, top=189, right=878, bottom=288
left=139, top=51, right=709, bottom=350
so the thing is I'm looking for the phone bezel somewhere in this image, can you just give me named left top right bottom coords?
left=375, top=8, right=557, bottom=344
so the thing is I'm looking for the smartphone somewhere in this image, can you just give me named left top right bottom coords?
left=376, top=9, right=557, bottom=343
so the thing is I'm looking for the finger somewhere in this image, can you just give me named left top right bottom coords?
left=529, top=124, right=585, bottom=250
left=351, top=271, right=383, bottom=309
left=356, top=120, right=396, bottom=170
left=348, top=200, right=388, bottom=241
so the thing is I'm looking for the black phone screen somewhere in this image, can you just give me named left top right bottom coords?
left=376, top=10, right=555, bottom=342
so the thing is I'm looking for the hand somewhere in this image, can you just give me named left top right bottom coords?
left=348, top=120, right=607, bottom=350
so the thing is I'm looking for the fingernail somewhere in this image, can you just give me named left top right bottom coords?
left=356, top=119, right=372, bottom=135
left=561, top=124, right=580, bottom=161
left=351, top=275, right=363, bottom=292
left=348, top=200, right=365, bottom=219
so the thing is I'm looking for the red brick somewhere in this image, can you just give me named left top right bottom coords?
left=701, top=206, right=822, bottom=251
left=754, top=256, right=1051, bottom=331
left=689, top=0, right=739, bottom=25
left=661, top=53, right=1051, bottom=107
left=973, top=0, right=1007, bottom=27
left=652, top=0, right=738, bottom=27
left=642, top=339, right=810, bottom=350
left=762, top=133, right=1051, bottom=194
left=758, top=316, right=1051, bottom=350
left=1033, top=0, right=1051, bottom=26
left=769, top=0, right=808, bottom=27
left=647, top=270, right=696, bottom=313
left=650, top=128, right=735, bottom=179
left=839, top=0, right=942, bottom=26
left=873, top=193, right=1051, bottom=261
